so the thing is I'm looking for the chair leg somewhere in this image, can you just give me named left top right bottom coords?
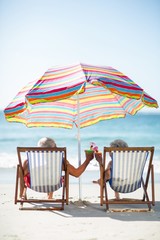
left=142, top=179, right=151, bottom=210
left=62, top=181, right=65, bottom=210
left=100, top=165, right=104, bottom=206
left=104, top=183, right=109, bottom=211
left=15, top=165, right=19, bottom=204
left=142, top=165, right=155, bottom=209
left=65, top=170, right=69, bottom=205
left=151, top=164, right=155, bottom=206
left=100, top=183, right=103, bottom=206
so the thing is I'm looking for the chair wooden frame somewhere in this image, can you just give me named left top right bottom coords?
left=15, top=147, right=69, bottom=210
left=100, top=147, right=155, bottom=211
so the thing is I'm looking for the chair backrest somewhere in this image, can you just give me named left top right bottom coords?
left=103, top=147, right=154, bottom=193
left=17, top=147, right=67, bottom=193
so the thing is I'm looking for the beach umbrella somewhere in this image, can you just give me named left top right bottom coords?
left=4, top=63, right=158, bottom=199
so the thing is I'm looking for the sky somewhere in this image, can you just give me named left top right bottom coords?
left=0, top=0, right=160, bottom=112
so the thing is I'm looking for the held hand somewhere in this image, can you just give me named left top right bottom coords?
left=85, top=150, right=94, bottom=162
left=95, top=152, right=102, bottom=165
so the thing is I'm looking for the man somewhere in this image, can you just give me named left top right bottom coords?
left=20, top=137, right=94, bottom=199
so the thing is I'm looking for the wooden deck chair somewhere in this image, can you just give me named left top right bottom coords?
left=15, top=147, right=69, bottom=210
left=100, top=147, right=155, bottom=211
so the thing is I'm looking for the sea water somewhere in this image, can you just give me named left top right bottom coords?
left=0, top=111, right=160, bottom=183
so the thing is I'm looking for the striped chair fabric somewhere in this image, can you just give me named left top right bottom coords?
left=109, top=150, right=149, bottom=193
left=27, top=150, right=63, bottom=193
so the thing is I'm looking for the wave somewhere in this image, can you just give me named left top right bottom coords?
left=1, top=152, right=160, bottom=175
left=0, top=152, right=18, bottom=168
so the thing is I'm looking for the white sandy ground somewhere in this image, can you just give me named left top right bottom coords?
left=0, top=180, right=160, bottom=240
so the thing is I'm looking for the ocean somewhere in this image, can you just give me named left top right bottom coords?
left=0, top=110, right=160, bottom=183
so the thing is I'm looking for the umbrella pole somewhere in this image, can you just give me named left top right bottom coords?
left=77, top=95, right=82, bottom=200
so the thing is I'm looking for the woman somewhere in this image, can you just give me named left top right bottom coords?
left=93, top=139, right=128, bottom=199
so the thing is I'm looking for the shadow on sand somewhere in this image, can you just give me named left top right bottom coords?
left=48, top=200, right=160, bottom=221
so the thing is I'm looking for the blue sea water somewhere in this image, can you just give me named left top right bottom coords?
left=0, top=110, right=160, bottom=182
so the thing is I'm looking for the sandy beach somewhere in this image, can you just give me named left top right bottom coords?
left=0, top=169, right=160, bottom=240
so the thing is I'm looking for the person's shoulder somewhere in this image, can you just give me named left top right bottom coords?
left=23, top=159, right=28, bottom=167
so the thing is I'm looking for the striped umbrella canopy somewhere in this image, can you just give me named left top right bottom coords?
left=4, top=62, right=158, bottom=128
left=4, top=63, right=158, bottom=200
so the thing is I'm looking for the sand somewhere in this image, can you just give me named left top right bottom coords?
left=0, top=177, right=160, bottom=240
